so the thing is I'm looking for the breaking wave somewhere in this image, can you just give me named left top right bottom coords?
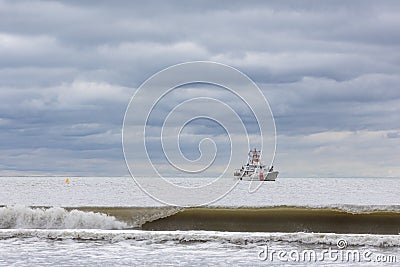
left=0, top=206, right=127, bottom=230
left=0, top=206, right=183, bottom=230
left=1, top=205, right=399, bottom=234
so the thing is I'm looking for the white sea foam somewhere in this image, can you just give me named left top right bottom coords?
left=210, top=204, right=400, bottom=214
left=0, top=206, right=127, bottom=229
left=0, top=229, right=399, bottom=248
left=310, top=204, right=400, bottom=214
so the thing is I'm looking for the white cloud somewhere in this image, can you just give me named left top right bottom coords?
left=277, top=130, right=400, bottom=177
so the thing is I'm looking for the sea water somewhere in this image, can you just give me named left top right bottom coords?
left=0, top=177, right=399, bottom=266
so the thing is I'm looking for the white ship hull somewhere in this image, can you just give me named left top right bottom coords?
left=234, top=170, right=279, bottom=181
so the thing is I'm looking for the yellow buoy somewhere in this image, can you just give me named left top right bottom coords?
left=65, top=178, right=70, bottom=183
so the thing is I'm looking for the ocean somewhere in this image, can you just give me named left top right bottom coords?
left=0, top=177, right=399, bottom=266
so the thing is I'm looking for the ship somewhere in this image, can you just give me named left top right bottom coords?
left=233, top=148, right=279, bottom=181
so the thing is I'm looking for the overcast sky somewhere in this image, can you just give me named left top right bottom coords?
left=0, top=0, right=399, bottom=177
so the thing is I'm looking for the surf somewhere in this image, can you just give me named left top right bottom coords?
left=1, top=205, right=400, bottom=234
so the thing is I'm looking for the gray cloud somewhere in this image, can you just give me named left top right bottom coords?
left=0, top=0, right=399, bottom=176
